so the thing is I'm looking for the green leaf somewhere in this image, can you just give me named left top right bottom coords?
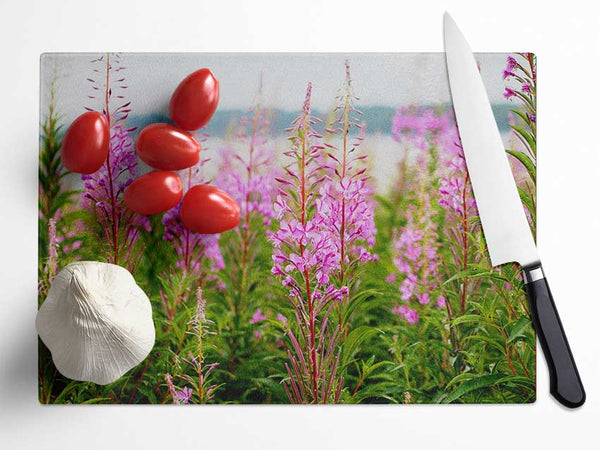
left=341, top=326, right=379, bottom=368
left=445, top=372, right=476, bottom=389
left=511, top=108, right=530, bottom=125
left=53, top=381, right=85, bottom=403
left=341, top=288, right=382, bottom=325
left=374, top=194, right=394, bottom=212
left=81, top=397, right=111, bottom=404
left=450, top=314, right=487, bottom=327
left=444, top=267, right=510, bottom=285
left=510, top=125, right=536, bottom=154
left=441, top=373, right=505, bottom=403
left=507, top=316, right=533, bottom=343
left=496, top=375, right=536, bottom=390
left=506, top=149, right=536, bottom=183
left=462, top=335, right=506, bottom=354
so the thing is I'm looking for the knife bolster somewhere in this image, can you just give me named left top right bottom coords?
left=523, top=264, right=545, bottom=284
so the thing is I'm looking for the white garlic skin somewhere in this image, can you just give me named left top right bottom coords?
left=36, top=261, right=155, bottom=385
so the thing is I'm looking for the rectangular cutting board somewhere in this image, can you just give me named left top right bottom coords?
left=38, top=53, right=537, bottom=404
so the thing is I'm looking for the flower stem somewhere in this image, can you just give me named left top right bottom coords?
left=103, top=53, right=119, bottom=265
left=299, top=114, right=318, bottom=404
left=460, top=172, right=469, bottom=313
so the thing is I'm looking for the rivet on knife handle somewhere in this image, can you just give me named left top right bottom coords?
left=523, top=265, right=586, bottom=408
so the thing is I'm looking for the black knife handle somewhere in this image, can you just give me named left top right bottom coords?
left=523, top=264, right=585, bottom=408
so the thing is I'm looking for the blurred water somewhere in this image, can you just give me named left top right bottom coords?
left=61, top=131, right=522, bottom=197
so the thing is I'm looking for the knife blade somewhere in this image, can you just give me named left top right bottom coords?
left=443, top=12, right=585, bottom=408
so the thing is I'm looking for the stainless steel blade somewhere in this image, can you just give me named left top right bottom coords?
left=443, top=13, right=539, bottom=268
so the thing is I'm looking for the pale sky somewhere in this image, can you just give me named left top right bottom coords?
left=40, top=52, right=514, bottom=123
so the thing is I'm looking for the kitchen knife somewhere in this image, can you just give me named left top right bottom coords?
left=443, top=13, right=585, bottom=408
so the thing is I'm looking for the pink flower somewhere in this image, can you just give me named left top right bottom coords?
left=176, top=387, right=193, bottom=404
left=276, top=313, right=288, bottom=326
left=392, top=105, right=454, bottom=150
left=250, top=308, right=268, bottom=324
left=392, top=303, right=419, bottom=325
left=417, top=292, right=430, bottom=305
left=404, top=308, right=419, bottom=324
left=503, top=87, right=517, bottom=99
left=506, top=56, right=517, bottom=71
left=399, top=274, right=417, bottom=300
left=437, top=295, right=446, bottom=308
left=390, top=105, right=458, bottom=322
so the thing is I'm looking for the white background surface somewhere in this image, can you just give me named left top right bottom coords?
left=0, top=0, right=598, bottom=448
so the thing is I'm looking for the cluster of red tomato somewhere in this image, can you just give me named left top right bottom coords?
left=60, top=68, right=240, bottom=235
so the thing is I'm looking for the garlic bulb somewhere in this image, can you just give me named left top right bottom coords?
left=36, top=261, right=155, bottom=385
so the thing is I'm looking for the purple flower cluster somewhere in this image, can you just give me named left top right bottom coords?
left=389, top=105, right=464, bottom=323
left=392, top=304, right=419, bottom=325
left=163, top=202, right=224, bottom=275
left=503, top=87, right=517, bottom=99
left=81, top=54, right=149, bottom=270
left=431, top=110, right=482, bottom=314
left=215, top=104, right=278, bottom=226
left=316, top=61, right=378, bottom=276
left=316, top=178, right=377, bottom=266
left=270, top=83, right=344, bottom=403
left=165, top=373, right=186, bottom=405
left=250, top=308, right=268, bottom=324
left=434, top=116, right=478, bottom=220
left=391, top=199, right=446, bottom=325
left=391, top=105, right=454, bottom=151
left=165, top=287, right=219, bottom=405
left=502, top=54, right=536, bottom=100
left=270, top=83, right=346, bottom=301
left=81, top=123, right=150, bottom=268
left=47, top=218, right=58, bottom=283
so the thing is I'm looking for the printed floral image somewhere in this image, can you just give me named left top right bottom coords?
left=38, top=53, right=536, bottom=404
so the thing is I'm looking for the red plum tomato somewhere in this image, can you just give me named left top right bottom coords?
left=60, top=112, right=109, bottom=174
left=180, top=185, right=240, bottom=234
left=169, top=68, right=219, bottom=131
left=136, top=123, right=200, bottom=170
left=123, top=171, right=183, bottom=215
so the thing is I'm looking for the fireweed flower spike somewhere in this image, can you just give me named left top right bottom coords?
left=212, top=89, right=280, bottom=372
left=318, top=61, right=377, bottom=285
left=503, top=53, right=536, bottom=226
left=214, top=94, right=278, bottom=279
left=165, top=287, right=219, bottom=404
left=81, top=54, right=150, bottom=271
left=391, top=197, right=446, bottom=324
left=438, top=139, right=480, bottom=314
left=215, top=101, right=278, bottom=227
left=390, top=106, right=451, bottom=322
left=47, top=218, right=59, bottom=284
left=270, top=83, right=344, bottom=404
